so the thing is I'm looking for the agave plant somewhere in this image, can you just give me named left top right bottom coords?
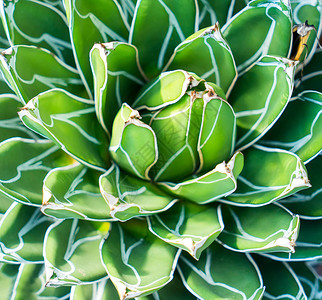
left=0, top=0, right=321, bottom=299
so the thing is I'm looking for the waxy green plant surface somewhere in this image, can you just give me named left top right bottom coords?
left=0, top=0, right=321, bottom=299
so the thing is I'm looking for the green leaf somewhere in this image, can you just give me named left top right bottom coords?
left=290, top=0, right=322, bottom=64
left=63, top=0, right=130, bottom=96
left=42, top=163, right=112, bottom=221
left=9, top=263, right=71, bottom=300
left=101, top=219, right=181, bottom=299
left=90, top=42, right=146, bottom=135
left=0, top=263, right=20, bottom=299
left=109, top=103, right=158, bottom=180
left=225, top=145, right=310, bottom=206
left=18, top=89, right=110, bottom=171
left=0, top=95, right=39, bottom=142
left=178, top=242, right=264, bottom=299
left=165, top=23, right=237, bottom=94
left=148, top=201, right=224, bottom=259
left=222, top=0, right=292, bottom=72
left=159, top=151, right=243, bottom=204
left=0, top=138, right=73, bottom=206
left=70, top=278, right=118, bottom=300
left=129, top=0, right=198, bottom=79
left=0, top=46, right=87, bottom=105
left=99, top=164, right=178, bottom=221
left=1, top=0, right=74, bottom=65
left=228, top=55, right=296, bottom=150
left=280, top=154, right=322, bottom=219
left=264, top=218, right=322, bottom=261
left=253, top=255, right=306, bottom=299
left=289, top=262, right=322, bottom=299
left=0, top=202, right=52, bottom=263
left=44, top=219, right=108, bottom=286
left=260, top=91, right=322, bottom=164
left=218, top=203, right=299, bottom=253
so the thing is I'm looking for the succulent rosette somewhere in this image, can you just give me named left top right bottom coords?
left=0, top=0, right=321, bottom=299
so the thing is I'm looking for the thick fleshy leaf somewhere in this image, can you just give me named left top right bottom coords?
left=44, top=219, right=109, bottom=286
left=1, top=0, right=74, bottom=65
left=0, top=202, right=52, bottom=263
left=178, top=243, right=264, bottom=299
left=0, top=138, right=73, bottom=206
left=0, top=46, right=87, bottom=105
left=129, top=0, right=198, bottom=79
left=294, top=48, right=322, bottom=94
left=0, top=95, right=39, bottom=142
left=164, top=23, right=237, bottom=94
left=228, top=55, right=296, bottom=150
left=264, top=218, right=322, bottom=261
left=218, top=203, right=299, bottom=253
left=18, top=89, right=110, bottom=171
left=253, top=255, right=306, bottom=299
left=42, top=163, right=112, bottom=221
left=100, top=219, right=181, bottom=299
left=159, top=151, right=243, bottom=204
left=99, top=164, right=178, bottom=221
left=289, top=262, right=322, bottom=299
left=225, top=145, right=310, bottom=206
left=280, top=155, right=322, bottom=219
left=260, top=91, right=322, bottom=164
left=7, top=263, right=71, bottom=300
left=290, top=0, right=322, bottom=64
left=90, top=42, right=146, bottom=135
left=0, top=70, right=14, bottom=94
left=198, top=0, right=248, bottom=28
left=148, top=201, right=224, bottom=259
left=0, top=263, right=20, bottom=298
left=109, top=103, right=158, bottom=180
left=63, top=0, right=130, bottom=96
left=222, top=0, right=292, bottom=72
left=70, top=278, right=118, bottom=300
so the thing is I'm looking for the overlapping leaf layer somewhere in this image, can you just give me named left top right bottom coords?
left=0, top=0, right=321, bottom=299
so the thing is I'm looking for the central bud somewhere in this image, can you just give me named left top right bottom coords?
left=109, top=70, right=236, bottom=182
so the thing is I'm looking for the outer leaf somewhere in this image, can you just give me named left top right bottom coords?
left=158, top=151, right=244, bottom=204
left=0, top=138, right=73, bottom=206
left=9, top=263, right=71, bottom=300
left=63, top=0, right=130, bottom=96
left=218, top=203, right=299, bottom=253
left=291, top=0, right=322, bottom=64
left=264, top=218, right=322, bottom=261
left=178, top=243, right=264, bottom=299
left=198, top=0, right=248, bottom=28
left=253, top=255, right=306, bottom=299
left=44, top=219, right=109, bottom=287
left=0, top=0, right=74, bottom=65
left=280, top=154, right=322, bottom=220
left=289, top=262, right=322, bottom=300
left=100, top=219, right=181, bottom=299
left=0, top=46, right=87, bottom=105
left=148, top=201, right=224, bottom=259
left=260, top=91, right=322, bottom=164
left=18, top=89, right=110, bottom=171
left=0, top=95, right=39, bottom=142
left=70, top=278, right=118, bottom=300
left=222, top=0, right=292, bottom=72
left=99, top=164, right=178, bottom=221
left=109, top=103, right=158, bottom=180
left=0, top=263, right=20, bottom=299
left=0, top=202, right=52, bottom=263
left=90, top=42, right=146, bottom=135
left=225, top=145, right=310, bottom=206
left=228, top=55, right=296, bottom=150
left=165, top=23, right=237, bottom=95
left=42, top=163, right=112, bottom=221
left=129, top=0, right=198, bottom=79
